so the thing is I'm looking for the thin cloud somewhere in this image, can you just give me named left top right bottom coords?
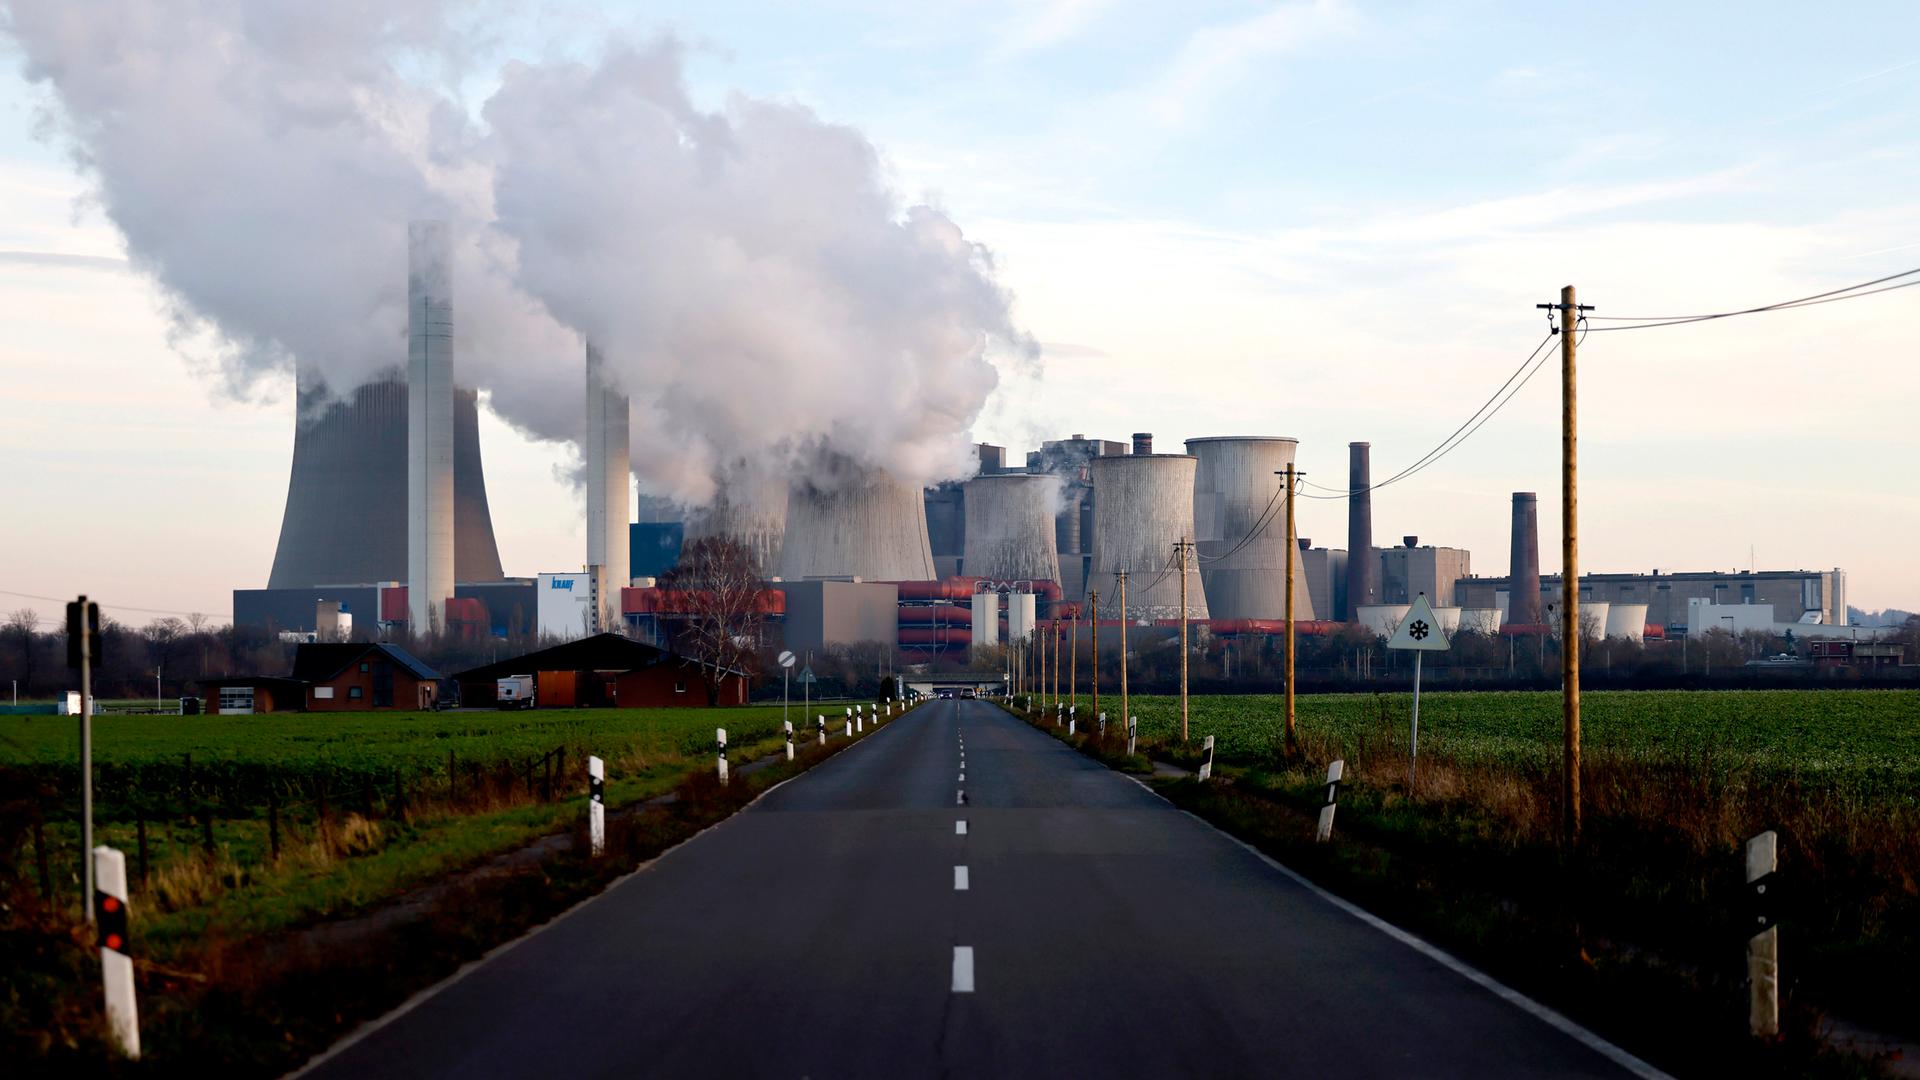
left=0, top=249, right=126, bottom=271
left=989, top=0, right=1118, bottom=60
left=1143, top=0, right=1358, bottom=126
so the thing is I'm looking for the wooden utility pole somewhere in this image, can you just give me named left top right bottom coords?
left=1069, top=604, right=1078, bottom=713
left=1116, top=570, right=1130, bottom=736
left=1281, top=466, right=1302, bottom=754
left=1176, top=538, right=1194, bottom=744
left=1539, top=284, right=1590, bottom=846
left=1089, top=589, right=1100, bottom=723
left=1053, top=618, right=1062, bottom=711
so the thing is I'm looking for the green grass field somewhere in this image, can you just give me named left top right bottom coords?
left=1120, top=689, right=1920, bottom=783
left=1, top=703, right=889, bottom=948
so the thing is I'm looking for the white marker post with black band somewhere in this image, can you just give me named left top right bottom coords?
left=94, top=845, right=139, bottom=1058
left=716, top=728, right=729, bottom=785
left=1198, top=735, right=1215, bottom=781
left=588, top=756, right=605, bottom=856
left=1747, top=830, right=1780, bottom=1037
left=784, top=721, right=794, bottom=762
left=1127, top=716, right=1137, bottom=757
left=1315, top=759, right=1344, bottom=843
left=817, top=715, right=826, bottom=747
left=1099, top=712, right=1106, bottom=738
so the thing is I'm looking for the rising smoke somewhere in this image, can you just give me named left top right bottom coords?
left=2, top=2, right=1032, bottom=501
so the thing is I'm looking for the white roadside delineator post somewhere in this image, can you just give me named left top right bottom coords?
left=1099, top=712, right=1107, bottom=737
left=845, top=719, right=853, bottom=738
left=716, top=728, right=729, bottom=785
left=1198, top=735, right=1215, bottom=781
left=93, top=846, right=139, bottom=1059
left=1126, top=716, right=1137, bottom=757
left=588, top=756, right=606, bottom=856
left=784, top=721, right=794, bottom=762
left=1747, top=830, right=1780, bottom=1037
left=818, top=715, right=826, bottom=746
left=1314, top=760, right=1344, bottom=843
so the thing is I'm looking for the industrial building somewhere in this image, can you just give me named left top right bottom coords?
left=452, top=634, right=748, bottom=708
left=1024, top=435, right=1126, bottom=601
left=1456, top=568, right=1850, bottom=634
left=202, top=642, right=441, bottom=714
left=777, top=467, right=937, bottom=582
left=1187, top=436, right=1312, bottom=620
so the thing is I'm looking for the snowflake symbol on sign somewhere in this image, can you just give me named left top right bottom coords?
left=1409, top=620, right=1430, bottom=641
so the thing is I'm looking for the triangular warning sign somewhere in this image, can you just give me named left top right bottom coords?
left=1386, top=593, right=1451, bottom=652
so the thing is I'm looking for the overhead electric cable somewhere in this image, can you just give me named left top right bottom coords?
left=1585, top=266, right=1920, bottom=330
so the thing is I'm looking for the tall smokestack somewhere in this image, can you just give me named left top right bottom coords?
left=585, top=341, right=631, bottom=633
left=1132, top=432, right=1153, bottom=455
left=1509, top=492, right=1542, bottom=625
left=407, top=221, right=455, bottom=636
left=1344, top=441, right=1376, bottom=620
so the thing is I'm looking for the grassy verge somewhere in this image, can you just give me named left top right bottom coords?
left=1, top=702, right=918, bottom=1074
left=1000, top=697, right=1901, bottom=1079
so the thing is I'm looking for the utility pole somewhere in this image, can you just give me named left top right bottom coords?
left=1282, top=463, right=1297, bottom=749
left=1069, top=603, right=1078, bottom=713
left=1089, top=589, right=1100, bottom=722
left=1116, top=569, right=1130, bottom=737
left=1538, top=284, right=1591, bottom=846
left=1052, top=617, right=1062, bottom=712
left=1176, top=537, right=1194, bottom=744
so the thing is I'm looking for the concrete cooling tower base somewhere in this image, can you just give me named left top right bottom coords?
left=776, top=470, right=936, bottom=582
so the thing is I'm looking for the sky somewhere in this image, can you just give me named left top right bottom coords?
left=2, top=0, right=1917, bottom=626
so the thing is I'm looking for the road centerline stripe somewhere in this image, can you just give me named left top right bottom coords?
left=951, top=946, right=975, bottom=992
left=954, top=865, right=969, bottom=891
left=955, top=820, right=967, bottom=835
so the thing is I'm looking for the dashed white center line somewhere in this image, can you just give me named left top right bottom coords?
left=955, top=820, right=967, bottom=835
left=958, top=772, right=966, bottom=781
left=957, top=790, right=965, bottom=805
left=954, top=865, right=970, bottom=891
left=952, top=946, right=975, bottom=992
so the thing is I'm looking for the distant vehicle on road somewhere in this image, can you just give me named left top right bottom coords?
left=496, top=675, right=536, bottom=709
left=959, top=688, right=976, bottom=699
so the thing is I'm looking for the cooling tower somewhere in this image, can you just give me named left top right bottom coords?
left=685, top=472, right=788, bottom=575
left=1344, top=442, right=1377, bottom=620
left=962, top=473, right=1061, bottom=583
left=407, top=221, right=456, bottom=634
left=1606, top=602, right=1650, bottom=641
left=1088, top=448, right=1208, bottom=621
left=776, top=468, right=936, bottom=582
left=267, top=376, right=503, bottom=590
left=1187, top=436, right=1315, bottom=620
left=1509, top=492, right=1543, bottom=625
left=584, top=342, right=630, bottom=630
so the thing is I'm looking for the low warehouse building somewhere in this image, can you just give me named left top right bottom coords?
left=200, top=642, right=441, bottom=713
left=453, top=633, right=748, bottom=708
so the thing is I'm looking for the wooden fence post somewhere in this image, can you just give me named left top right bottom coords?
left=32, top=817, right=51, bottom=900
left=135, top=815, right=150, bottom=888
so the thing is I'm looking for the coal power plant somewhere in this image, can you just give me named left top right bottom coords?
left=231, top=230, right=1854, bottom=654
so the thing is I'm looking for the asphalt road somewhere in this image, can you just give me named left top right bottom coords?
left=299, top=699, right=1658, bottom=1079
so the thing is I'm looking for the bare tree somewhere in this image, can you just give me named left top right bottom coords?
left=5, top=609, right=36, bottom=695
left=143, top=617, right=187, bottom=694
left=659, top=536, right=766, bottom=705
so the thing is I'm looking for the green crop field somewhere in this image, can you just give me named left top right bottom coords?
left=0, top=703, right=864, bottom=945
left=1121, top=690, right=1920, bottom=784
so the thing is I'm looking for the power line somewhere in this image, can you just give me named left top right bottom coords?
left=1297, top=331, right=1558, bottom=501
left=0, top=588, right=232, bottom=622
left=1585, top=266, right=1920, bottom=330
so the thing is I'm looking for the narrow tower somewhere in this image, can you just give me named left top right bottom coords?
left=1344, top=441, right=1377, bottom=620
left=1509, top=492, right=1543, bottom=625
left=407, top=221, right=455, bottom=636
left=585, top=341, right=631, bottom=632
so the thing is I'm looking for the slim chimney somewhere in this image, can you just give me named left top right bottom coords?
left=1510, top=492, right=1542, bottom=625
left=407, top=221, right=455, bottom=637
left=585, top=341, right=631, bottom=633
left=1132, top=432, right=1153, bottom=455
left=1344, top=441, right=1376, bottom=620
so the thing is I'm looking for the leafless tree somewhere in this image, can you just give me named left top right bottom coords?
left=6, top=609, right=37, bottom=695
left=659, top=536, right=766, bottom=705
left=143, top=617, right=187, bottom=691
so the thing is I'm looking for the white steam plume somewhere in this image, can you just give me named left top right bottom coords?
left=3, top=3, right=1030, bottom=499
